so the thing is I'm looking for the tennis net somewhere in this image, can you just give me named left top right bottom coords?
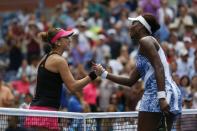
left=0, top=108, right=196, bottom=131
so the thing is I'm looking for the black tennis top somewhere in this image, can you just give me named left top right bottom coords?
left=31, top=53, right=63, bottom=109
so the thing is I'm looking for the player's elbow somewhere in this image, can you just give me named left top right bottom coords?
left=65, top=83, right=76, bottom=93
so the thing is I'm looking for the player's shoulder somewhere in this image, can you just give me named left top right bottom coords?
left=53, top=56, right=69, bottom=68
left=139, top=36, right=155, bottom=43
left=139, top=36, right=155, bottom=47
left=50, top=54, right=66, bottom=63
left=139, top=36, right=159, bottom=50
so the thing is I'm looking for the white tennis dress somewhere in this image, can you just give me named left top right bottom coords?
left=135, top=38, right=182, bottom=114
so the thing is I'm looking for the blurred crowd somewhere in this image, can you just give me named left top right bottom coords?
left=0, top=0, right=197, bottom=114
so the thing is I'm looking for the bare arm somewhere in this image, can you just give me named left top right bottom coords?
left=58, top=58, right=92, bottom=93
left=139, top=37, right=165, bottom=92
left=93, top=63, right=141, bottom=87
left=106, top=67, right=141, bottom=87
left=3, top=86, right=15, bottom=107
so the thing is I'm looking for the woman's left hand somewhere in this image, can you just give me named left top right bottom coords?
left=159, top=98, right=170, bottom=115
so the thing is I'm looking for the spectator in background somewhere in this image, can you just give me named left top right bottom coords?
left=16, top=59, right=31, bottom=80
left=179, top=75, right=192, bottom=99
left=191, top=34, right=197, bottom=50
left=191, top=75, right=197, bottom=94
left=0, top=40, right=9, bottom=71
left=108, top=45, right=130, bottom=75
left=192, top=92, right=197, bottom=108
left=174, top=4, right=193, bottom=37
left=190, top=0, right=197, bottom=25
left=121, top=57, right=136, bottom=76
left=88, top=0, right=107, bottom=19
left=0, top=74, right=14, bottom=107
left=83, top=78, right=101, bottom=112
left=106, top=29, right=121, bottom=59
left=50, top=5, right=67, bottom=28
left=26, top=22, right=41, bottom=63
left=157, top=0, right=174, bottom=25
left=70, top=33, right=82, bottom=66
left=172, top=73, right=181, bottom=88
left=68, top=91, right=89, bottom=112
left=176, top=48, right=193, bottom=77
left=7, top=20, right=24, bottom=43
left=179, top=0, right=193, bottom=6
left=157, top=0, right=173, bottom=42
left=6, top=40, right=23, bottom=82
left=108, top=93, right=119, bottom=112
left=170, top=61, right=178, bottom=74
left=76, top=20, right=92, bottom=64
left=183, top=95, right=193, bottom=109
left=166, top=45, right=177, bottom=64
left=94, top=34, right=110, bottom=64
left=183, top=18, right=194, bottom=38
left=99, top=66, right=116, bottom=112
left=116, top=86, right=127, bottom=112
left=168, top=32, right=184, bottom=56
left=11, top=73, right=30, bottom=96
left=190, top=57, right=197, bottom=79
left=139, top=0, right=160, bottom=17
left=39, top=15, right=51, bottom=32
left=115, top=10, right=131, bottom=45
left=117, top=45, right=130, bottom=70
left=28, top=55, right=39, bottom=96
left=87, top=11, right=104, bottom=28
left=19, top=93, right=33, bottom=109
left=183, top=37, right=195, bottom=59
left=59, top=85, right=69, bottom=111
left=177, top=103, right=197, bottom=131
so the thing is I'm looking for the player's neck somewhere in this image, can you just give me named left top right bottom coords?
left=51, top=49, right=64, bottom=56
left=136, top=33, right=149, bottom=41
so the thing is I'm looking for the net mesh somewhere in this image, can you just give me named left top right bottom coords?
left=0, top=108, right=196, bottom=131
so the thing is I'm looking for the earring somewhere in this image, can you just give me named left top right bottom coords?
left=56, top=42, right=61, bottom=46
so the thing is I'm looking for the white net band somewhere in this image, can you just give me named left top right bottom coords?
left=0, top=108, right=196, bottom=131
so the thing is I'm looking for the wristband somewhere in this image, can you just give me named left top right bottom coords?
left=157, top=91, right=166, bottom=99
left=88, top=71, right=97, bottom=81
left=101, top=70, right=108, bottom=79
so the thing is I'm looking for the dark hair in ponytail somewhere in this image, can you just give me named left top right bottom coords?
left=142, top=13, right=160, bottom=34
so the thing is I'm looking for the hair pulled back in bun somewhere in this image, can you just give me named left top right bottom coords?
left=38, top=32, right=50, bottom=43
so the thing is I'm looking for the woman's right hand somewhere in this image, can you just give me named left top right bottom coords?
left=92, top=63, right=105, bottom=76
left=159, top=98, right=170, bottom=115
